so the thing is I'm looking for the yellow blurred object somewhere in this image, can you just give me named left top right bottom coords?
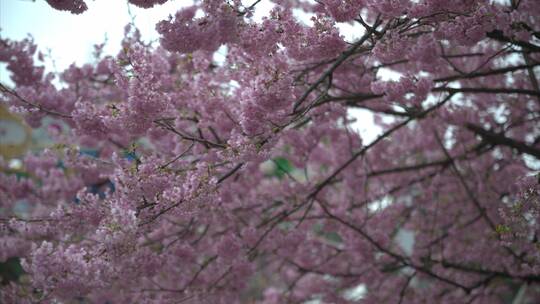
left=0, top=104, right=32, bottom=159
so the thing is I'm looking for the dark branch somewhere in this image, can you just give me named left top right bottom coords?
left=466, top=124, right=540, bottom=159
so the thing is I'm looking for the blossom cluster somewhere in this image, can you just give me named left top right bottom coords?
left=1, top=0, right=539, bottom=303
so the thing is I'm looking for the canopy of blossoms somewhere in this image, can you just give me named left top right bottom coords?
left=1, top=0, right=539, bottom=303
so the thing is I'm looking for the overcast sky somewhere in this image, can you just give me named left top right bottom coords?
left=1, top=0, right=195, bottom=74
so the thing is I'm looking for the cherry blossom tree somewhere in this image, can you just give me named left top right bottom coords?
left=1, top=0, right=539, bottom=303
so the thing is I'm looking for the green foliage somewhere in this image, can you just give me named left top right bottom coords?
left=272, top=157, right=294, bottom=178
left=0, top=257, right=24, bottom=285
left=496, top=224, right=512, bottom=234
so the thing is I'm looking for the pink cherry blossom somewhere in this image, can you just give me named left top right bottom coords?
left=1, top=0, right=540, bottom=303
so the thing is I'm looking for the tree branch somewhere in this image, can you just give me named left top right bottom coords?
left=466, top=124, right=540, bottom=159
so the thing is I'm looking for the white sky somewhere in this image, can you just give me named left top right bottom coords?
left=1, top=0, right=194, bottom=74
left=0, top=0, right=381, bottom=142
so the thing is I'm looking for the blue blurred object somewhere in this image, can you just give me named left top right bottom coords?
left=80, top=149, right=100, bottom=158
